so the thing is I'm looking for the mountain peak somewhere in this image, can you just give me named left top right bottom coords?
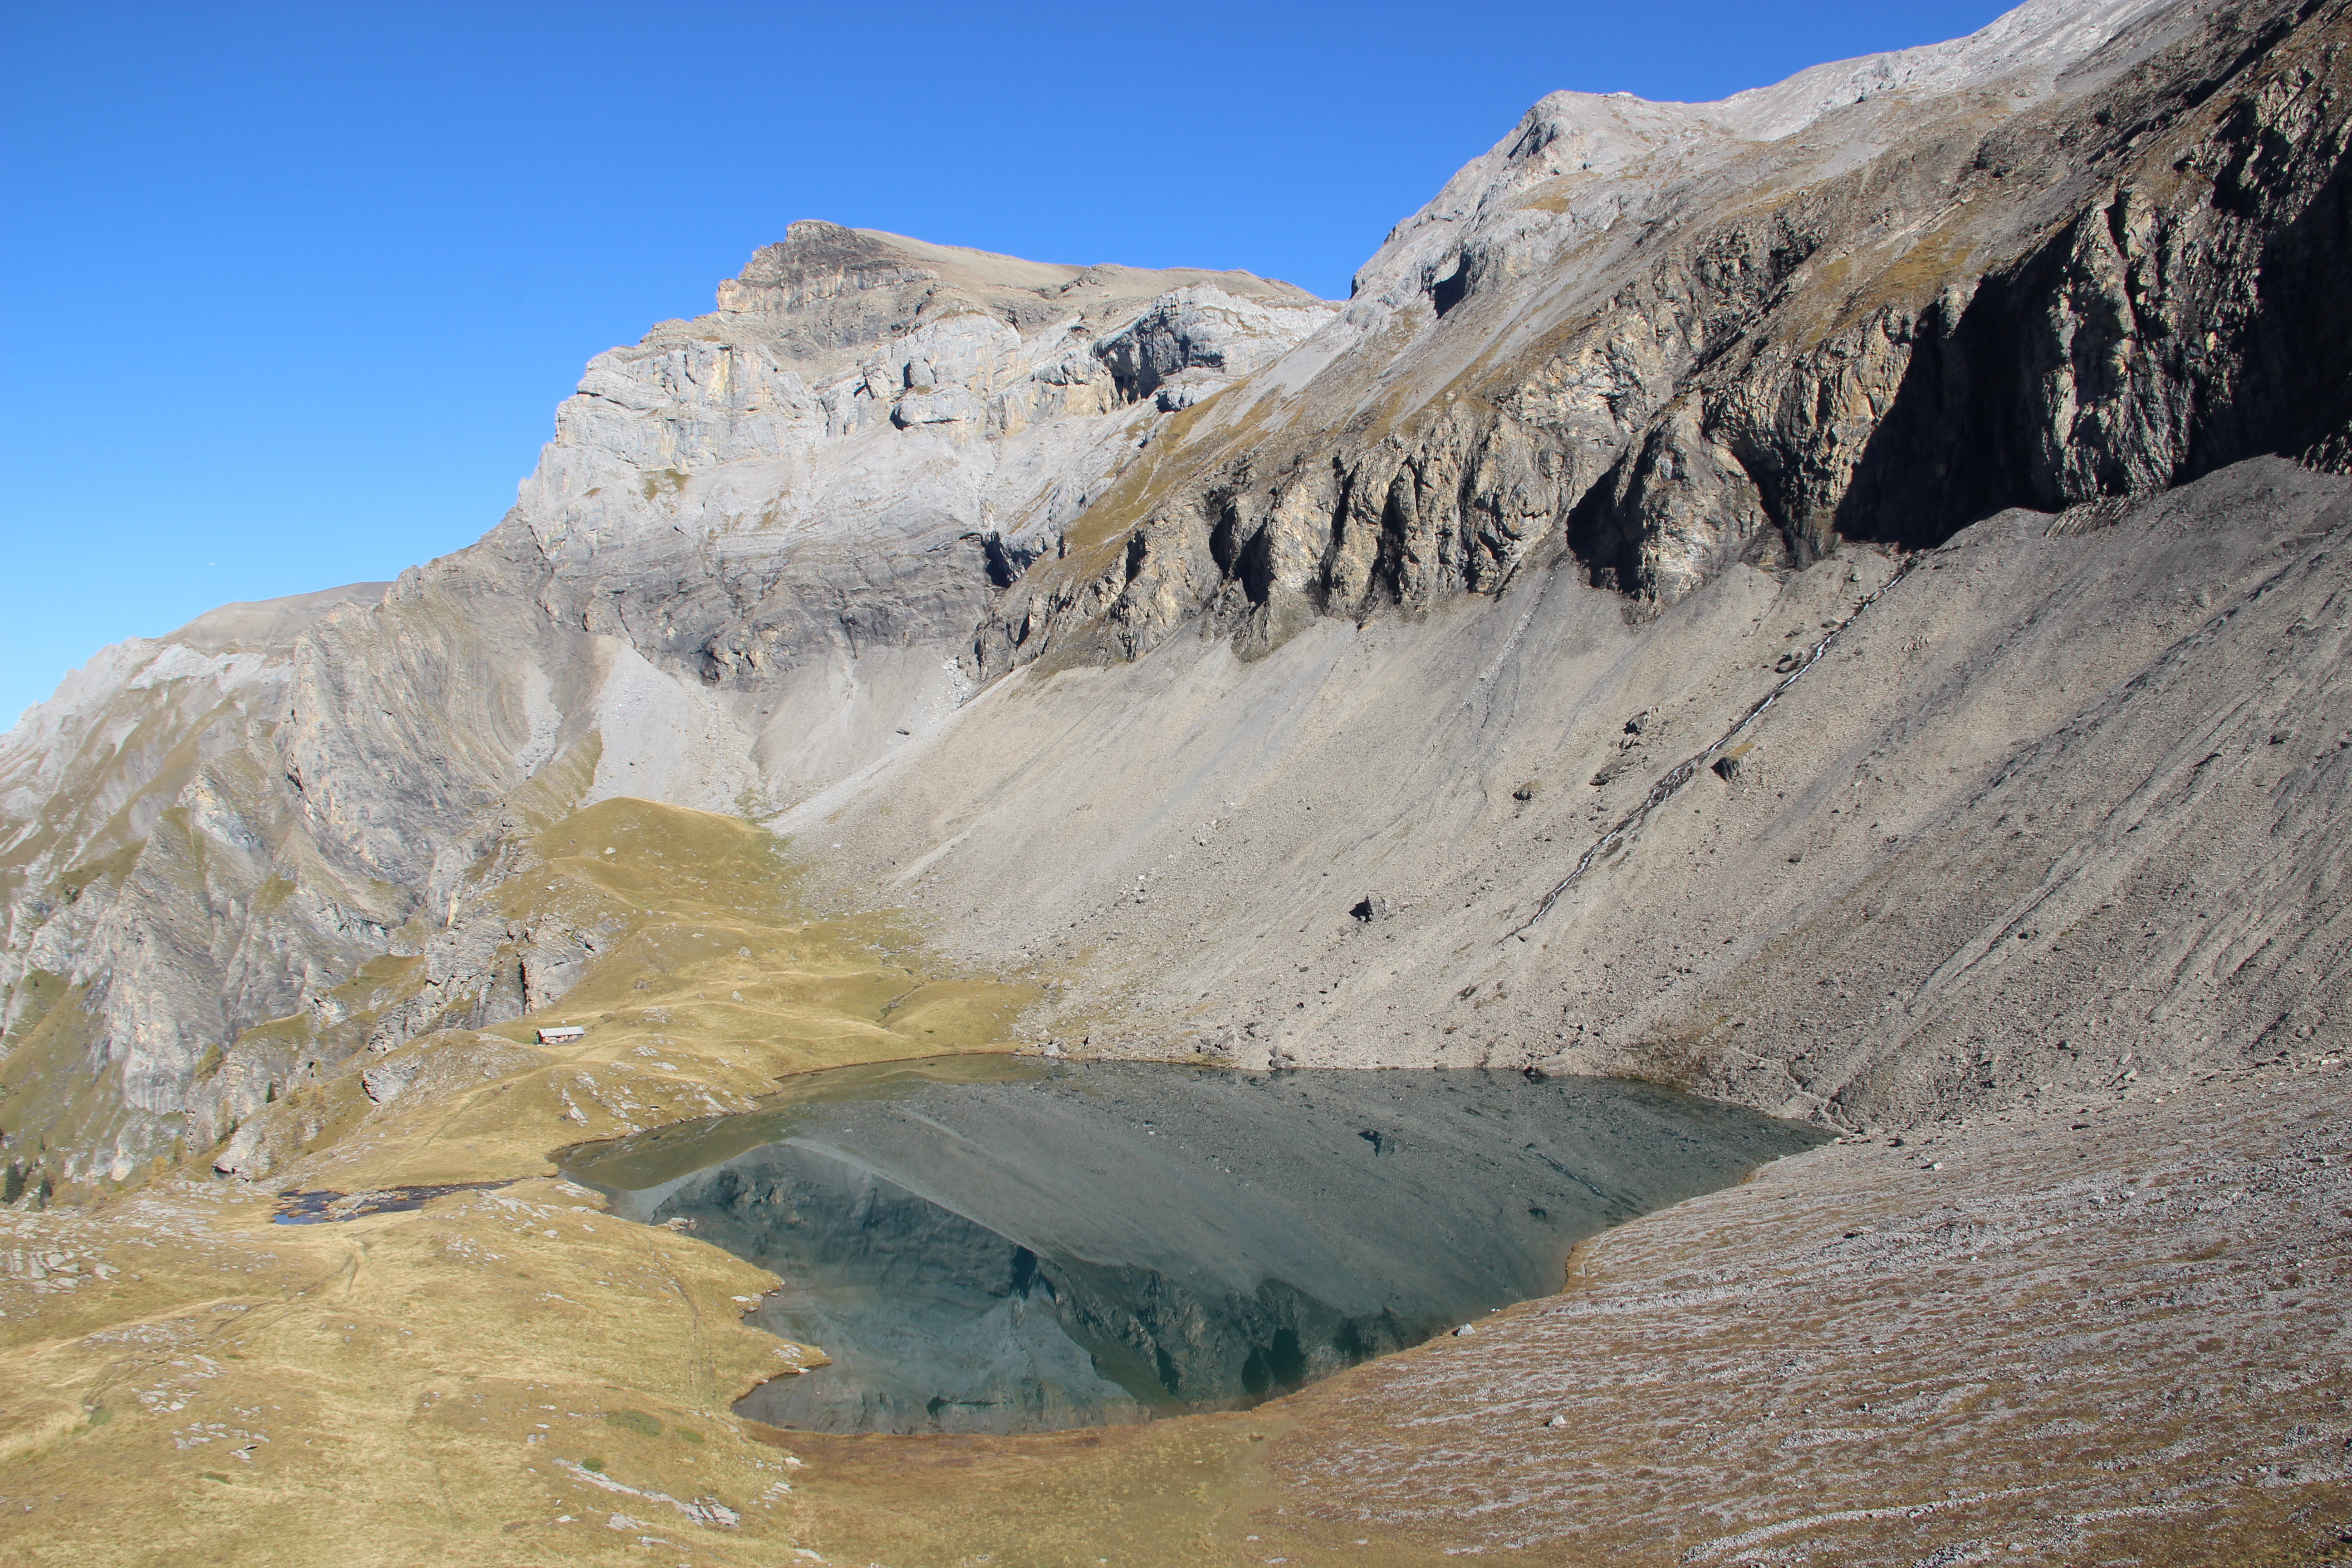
left=706, top=223, right=1325, bottom=372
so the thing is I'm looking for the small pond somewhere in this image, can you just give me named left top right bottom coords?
left=562, top=1057, right=1822, bottom=1436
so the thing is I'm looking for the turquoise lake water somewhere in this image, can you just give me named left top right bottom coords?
left=563, top=1058, right=1822, bottom=1435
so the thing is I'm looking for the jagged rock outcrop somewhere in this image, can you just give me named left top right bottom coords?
left=505, top=221, right=1329, bottom=715
left=0, top=231, right=1331, bottom=1183
left=977, top=0, right=2352, bottom=669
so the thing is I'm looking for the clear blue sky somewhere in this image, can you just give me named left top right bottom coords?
left=0, top=0, right=2011, bottom=727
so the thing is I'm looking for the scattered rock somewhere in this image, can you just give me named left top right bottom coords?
left=1711, top=755, right=1743, bottom=782
left=360, top=1057, right=422, bottom=1104
left=1351, top=894, right=1392, bottom=923
left=678, top=1497, right=740, bottom=1528
left=1590, top=756, right=1639, bottom=788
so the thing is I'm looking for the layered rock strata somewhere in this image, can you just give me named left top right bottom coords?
left=978, top=0, right=2352, bottom=664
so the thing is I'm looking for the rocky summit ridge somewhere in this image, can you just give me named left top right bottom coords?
left=0, top=229, right=1334, bottom=1184
left=3, top=0, right=2349, bottom=1213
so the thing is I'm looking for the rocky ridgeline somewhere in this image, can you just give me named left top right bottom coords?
left=978, top=0, right=2352, bottom=667
left=0, top=229, right=1330, bottom=1185
left=3, top=0, right=2350, bottom=1194
left=519, top=223, right=1331, bottom=695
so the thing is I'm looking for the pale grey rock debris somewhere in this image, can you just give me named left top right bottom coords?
left=359, top=1057, right=420, bottom=1104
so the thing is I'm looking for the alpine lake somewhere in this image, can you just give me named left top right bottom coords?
left=561, top=1056, right=1824, bottom=1436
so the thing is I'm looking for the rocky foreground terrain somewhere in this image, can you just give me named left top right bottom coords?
left=4, top=0, right=2351, bottom=1560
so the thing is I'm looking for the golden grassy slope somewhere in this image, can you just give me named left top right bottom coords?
left=6, top=796, right=2337, bottom=1567
left=0, top=795, right=1062, bottom=1566
left=0, top=1176, right=807, bottom=1567
left=208, top=795, right=1038, bottom=1192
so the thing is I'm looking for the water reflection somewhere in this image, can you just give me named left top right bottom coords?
left=564, top=1059, right=1821, bottom=1435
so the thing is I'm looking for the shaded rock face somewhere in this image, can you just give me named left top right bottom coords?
left=1093, top=286, right=1337, bottom=411
left=1824, top=42, right=2352, bottom=551
left=979, top=0, right=2352, bottom=667
left=4, top=0, right=2352, bottom=1187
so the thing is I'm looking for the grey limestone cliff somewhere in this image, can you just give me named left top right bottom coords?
left=974, top=0, right=2352, bottom=667
left=0, top=233, right=1332, bottom=1182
